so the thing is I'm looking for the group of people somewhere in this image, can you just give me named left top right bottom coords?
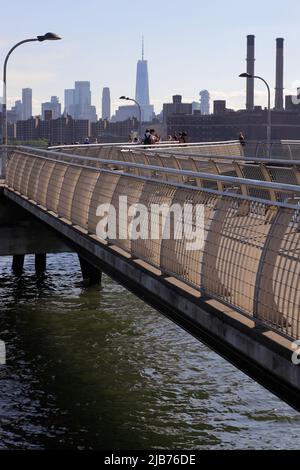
left=129, top=129, right=160, bottom=145
left=130, top=129, right=189, bottom=146
left=142, top=129, right=161, bottom=145
left=129, top=128, right=190, bottom=145
left=170, top=131, right=188, bottom=144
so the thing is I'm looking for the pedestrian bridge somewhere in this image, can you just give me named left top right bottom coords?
left=1, top=141, right=300, bottom=411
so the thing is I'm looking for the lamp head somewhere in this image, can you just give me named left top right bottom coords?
left=239, top=72, right=252, bottom=78
left=37, top=32, right=62, bottom=42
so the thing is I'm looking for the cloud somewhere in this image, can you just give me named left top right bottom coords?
left=210, top=90, right=245, bottom=99
left=0, top=37, right=12, bottom=49
left=9, top=71, right=57, bottom=84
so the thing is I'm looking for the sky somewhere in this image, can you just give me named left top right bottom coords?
left=1, top=0, right=300, bottom=116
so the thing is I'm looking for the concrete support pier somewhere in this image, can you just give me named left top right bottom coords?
left=12, top=254, right=25, bottom=276
left=35, top=253, right=46, bottom=274
left=78, top=255, right=102, bottom=286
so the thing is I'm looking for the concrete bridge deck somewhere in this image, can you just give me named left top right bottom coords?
left=1, top=143, right=300, bottom=411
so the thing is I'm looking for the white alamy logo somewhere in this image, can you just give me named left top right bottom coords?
left=96, top=196, right=205, bottom=251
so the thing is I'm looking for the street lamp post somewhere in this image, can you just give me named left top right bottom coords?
left=119, top=96, right=142, bottom=139
left=239, top=72, right=271, bottom=154
left=1, top=32, right=61, bottom=176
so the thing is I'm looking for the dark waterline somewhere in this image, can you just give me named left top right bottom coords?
left=0, top=253, right=299, bottom=450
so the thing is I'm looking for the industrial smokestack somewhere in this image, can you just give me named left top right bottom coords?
left=246, top=35, right=255, bottom=110
left=275, top=38, right=284, bottom=110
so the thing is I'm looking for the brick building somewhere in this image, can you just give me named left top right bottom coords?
left=167, top=106, right=300, bottom=142
left=14, top=115, right=90, bottom=144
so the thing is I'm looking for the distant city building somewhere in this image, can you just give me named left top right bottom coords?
left=89, top=105, right=98, bottom=123
left=135, top=39, right=154, bottom=122
left=162, top=95, right=193, bottom=123
left=167, top=106, right=300, bottom=142
left=102, top=87, right=111, bottom=120
left=285, top=88, right=300, bottom=112
left=13, top=114, right=140, bottom=144
left=14, top=100, right=23, bottom=121
left=7, top=100, right=23, bottom=123
left=64, top=82, right=97, bottom=122
left=74, top=81, right=97, bottom=121
left=90, top=119, right=106, bottom=140
left=16, top=115, right=90, bottom=144
left=41, top=96, right=61, bottom=120
left=22, top=88, right=32, bottom=120
left=91, top=117, right=139, bottom=142
left=213, top=100, right=227, bottom=115
left=0, top=110, right=17, bottom=138
left=192, top=101, right=201, bottom=113
left=44, top=110, right=53, bottom=121
left=111, top=105, right=139, bottom=122
left=74, top=81, right=91, bottom=117
left=8, top=123, right=16, bottom=139
left=64, top=89, right=75, bottom=115
left=200, top=90, right=210, bottom=115
left=17, top=116, right=39, bottom=141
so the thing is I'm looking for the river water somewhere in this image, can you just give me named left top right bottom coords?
left=0, top=253, right=299, bottom=450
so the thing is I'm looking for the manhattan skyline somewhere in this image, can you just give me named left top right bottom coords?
left=1, top=0, right=300, bottom=116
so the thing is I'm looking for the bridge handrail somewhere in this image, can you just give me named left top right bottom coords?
left=49, top=141, right=181, bottom=151
left=49, top=139, right=241, bottom=150
left=47, top=142, right=300, bottom=166
left=7, top=146, right=300, bottom=200
left=136, top=149, right=300, bottom=166
left=6, top=147, right=300, bottom=341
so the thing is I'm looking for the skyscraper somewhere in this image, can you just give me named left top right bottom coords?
left=74, top=81, right=97, bottom=122
left=64, top=82, right=97, bottom=122
left=64, top=89, right=75, bottom=115
left=102, top=87, right=111, bottom=120
left=41, top=96, right=61, bottom=120
left=22, top=88, right=32, bottom=120
left=12, top=100, right=23, bottom=121
left=135, top=38, right=154, bottom=122
left=74, top=81, right=91, bottom=112
left=199, top=90, right=210, bottom=115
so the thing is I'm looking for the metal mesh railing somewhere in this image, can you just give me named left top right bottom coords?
left=8, top=145, right=300, bottom=200
left=4, top=147, right=300, bottom=341
left=40, top=142, right=300, bottom=191
left=243, top=141, right=300, bottom=160
left=50, top=139, right=300, bottom=161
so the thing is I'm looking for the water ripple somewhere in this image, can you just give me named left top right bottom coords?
left=0, top=253, right=299, bottom=449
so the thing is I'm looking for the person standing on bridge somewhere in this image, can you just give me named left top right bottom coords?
left=239, top=132, right=246, bottom=147
left=143, top=129, right=152, bottom=145
left=179, top=131, right=188, bottom=144
left=149, top=129, right=157, bottom=144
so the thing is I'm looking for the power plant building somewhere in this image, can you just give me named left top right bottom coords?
left=167, top=35, right=300, bottom=142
